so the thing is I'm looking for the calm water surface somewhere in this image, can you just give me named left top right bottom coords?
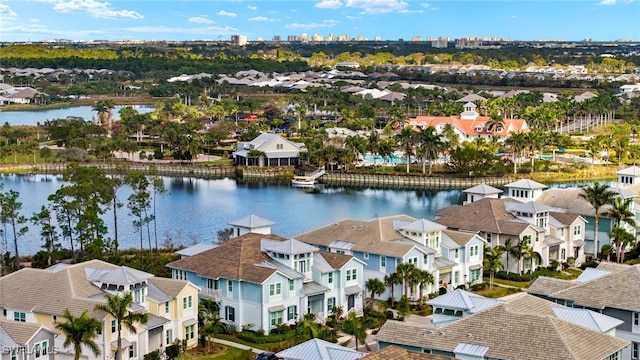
left=0, top=174, right=463, bottom=256
left=0, top=105, right=154, bottom=126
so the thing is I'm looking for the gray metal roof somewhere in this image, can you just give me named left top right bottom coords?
left=328, top=240, right=356, bottom=250
left=454, top=343, right=490, bottom=357
left=345, top=285, right=363, bottom=295
left=575, top=267, right=613, bottom=283
left=176, top=243, right=217, bottom=257
left=275, top=338, right=366, bottom=360
left=85, top=266, right=153, bottom=285
left=615, top=166, right=640, bottom=176
left=301, top=281, right=330, bottom=296
left=142, top=314, right=170, bottom=330
left=312, top=253, right=335, bottom=273
left=394, top=219, right=446, bottom=233
left=504, top=179, right=547, bottom=190
left=551, top=307, right=623, bottom=333
left=543, top=237, right=565, bottom=246
left=463, top=184, right=503, bottom=195
left=145, top=280, right=172, bottom=303
left=228, top=215, right=275, bottom=229
left=427, top=289, right=501, bottom=313
left=433, top=256, right=457, bottom=269
left=256, top=260, right=305, bottom=280
left=262, top=238, right=318, bottom=255
left=505, top=201, right=554, bottom=214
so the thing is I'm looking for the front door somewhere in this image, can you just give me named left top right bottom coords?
left=347, top=294, right=355, bottom=310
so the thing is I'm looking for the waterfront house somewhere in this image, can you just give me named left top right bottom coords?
left=535, top=185, right=638, bottom=256
left=376, top=294, right=629, bottom=360
left=233, top=133, right=306, bottom=167
left=436, top=195, right=587, bottom=271
left=527, top=263, right=640, bottom=360
left=0, top=259, right=199, bottom=360
left=408, top=102, right=529, bottom=142
left=0, top=320, right=56, bottom=360
left=166, top=233, right=365, bottom=334
left=295, top=215, right=486, bottom=300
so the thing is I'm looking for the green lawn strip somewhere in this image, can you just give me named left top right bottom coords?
left=474, top=286, right=521, bottom=299
left=215, top=334, right=286, bottom=352
left=492, top=278, right=531, bottom=289
left=190, top=346, right=253, bottom=360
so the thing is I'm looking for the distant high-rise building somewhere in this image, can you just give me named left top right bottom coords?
left=230, top=34, right=247, bottom=46
left=287, top=35, right=300, bottom=42
left=301, top=33, right=308, bottom=43
left=311, top=34, right=323, bottom=42
left=412, top=36, right=422, bottom=42
left=374, top=36, right=381, bottom=41
left=357, top=35, right=366, bottom=41
left=455, top=36, right=482, bottom=49
left=272, top=35, right=282, bottom=42
left=431, top=37, right=449, bottom=48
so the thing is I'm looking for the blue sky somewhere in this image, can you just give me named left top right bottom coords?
left=0, top=0, right=638, bottom=43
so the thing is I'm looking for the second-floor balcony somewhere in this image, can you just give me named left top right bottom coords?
left=201, top=288, right=222, bottom=299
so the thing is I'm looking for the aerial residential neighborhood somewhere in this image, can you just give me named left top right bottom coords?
left=1, top=1, right=640, bottom=358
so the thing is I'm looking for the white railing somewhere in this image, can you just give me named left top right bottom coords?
left=201, top=288, right=222, bottom=299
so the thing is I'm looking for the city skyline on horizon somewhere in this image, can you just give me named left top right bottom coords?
left=0, top=0, right=639, bottom=43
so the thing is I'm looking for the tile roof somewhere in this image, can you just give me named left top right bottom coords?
left=166, top=233, right=287, bottom=284
left=275, top=338, right=366, bottom=360
left=526, top=276, right=576, bottom=297
left=549, top=211, right=582, bottom=226
left=295, top=215, right=427, bottom=258
left=377, top=294, right=629, bottom=360
left=408, top=115, right=528, bottom=137
left=319, top=251, right=356, bottom=270
left=435, top=198, right=533, bottom=236
left=548, top=264, right=640, bottom=311
left=362, top=346, right=453, bottom=360
left=596, top=262, right=632, bottom=272
left=536, top=187, right=635, bottom=217
left=0, top=320, right=53, bottom=345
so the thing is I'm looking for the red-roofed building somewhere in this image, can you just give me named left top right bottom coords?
left=408, top=102, right=529, bottom=142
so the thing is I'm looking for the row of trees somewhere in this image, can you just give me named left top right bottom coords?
left=0, top=164, right=167, bottom=274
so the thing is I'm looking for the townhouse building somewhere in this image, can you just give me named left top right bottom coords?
left=0, top=260, right=199, bottom=360
left=166, top=232, right=365, bottom=334
left=295, top=215, right=486, bottom=300
left=527, top=264, right=640, bottom=360
left=0, top=321, right=56, bottom=360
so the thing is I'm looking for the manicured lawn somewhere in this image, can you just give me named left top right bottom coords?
left=186, top=345, right=253, bottom=360
left=474, top=286, right=521, bottom=298
left=216, top=334, right=286, bottom=352
left=492, top=278, right=531, bottom=289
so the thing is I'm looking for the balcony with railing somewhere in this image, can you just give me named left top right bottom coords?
left=201, top=288, right=222, bottom=299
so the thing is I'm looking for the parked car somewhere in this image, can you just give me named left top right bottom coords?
left=255, top=352, right=277, bottom=360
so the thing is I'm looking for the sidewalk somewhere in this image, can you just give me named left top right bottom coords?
left=214, top=338, right=263, bottom=354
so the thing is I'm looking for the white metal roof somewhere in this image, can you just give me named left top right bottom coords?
left=275, top=338, right=366, bottom=360
left=228, top=214, right=275, bottom=229
left=552, top=307, right=624, bottom=333
left=575, top=267, right=613, bottom=283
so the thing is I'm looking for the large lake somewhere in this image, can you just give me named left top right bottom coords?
left=0, top=105, right=154, bottom=126
left=0, top=174, right=464, bottom=256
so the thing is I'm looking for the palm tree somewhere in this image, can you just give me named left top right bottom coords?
left=384, top=272, right=401, bottom=307
left=394, top=262, right=416, bottom=298
left=413, top=268, right=434, bottom=306
left=506, top=132, right=527, bottom=174
left=497, top=238, right=517, bottom=273
left=94, top=293, right=148, bottom=360
left=605, top=197, right=636, bottom=229
left=524, top=247, right=543, bottom=273
left=485, top=112, right=505, bottom=135
left=340, top=312, right=371, bottom=351
left=55, top=309, right=102, bottom=360
left=483, top=247, right=504, bottom=289
left=608, top=226, right=635, bottom=263
left=415, top=126, right=446, bottom=175
left=365, top=278, right=385, bottom=306
left=395, top=126, right=416, bottom=174
left=92, top=99, right=116, bottom=133
left=579, top=183, right=617, bottom=258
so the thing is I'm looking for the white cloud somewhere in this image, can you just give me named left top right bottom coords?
left=285, top=19, right=338, bottom=29
left=217, top=10, right=237, bottom=17
left=315, top=0, right=343, bottom=9
left=249, top=16, right=279, bottom=22
left=189, top=16, right=215, bottom=24
left=0, top=4, right=17, bottom=17
left=53, top=0, right=143, bottom=19
left=247, top=5, right=257, bottom=10
left=346, top=15, right=361, bottom=19
left=398, top=9, right=423, bottom=14
left=598, top=0, right=616, bottom=4
left=345, top=0, right=408, bottom=14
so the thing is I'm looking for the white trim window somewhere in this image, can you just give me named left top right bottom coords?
left=632, top=342, right=639, bottom=360
left=34, top=341, right=47, bottom=358
left=287, top=306, right=297, bottom=321
left=346, top=269, right=357, bottom=281
left=269, top=283, right=282, bottom=296
left=270, top=311, right=284, bottom=327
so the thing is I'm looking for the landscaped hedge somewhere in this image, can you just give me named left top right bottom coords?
left=237, top=330, right=293, bottom=344
left=494, top=268, right=560, bottom=282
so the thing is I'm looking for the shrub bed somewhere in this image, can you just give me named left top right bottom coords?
left=237, top=330, right=293, bottom=344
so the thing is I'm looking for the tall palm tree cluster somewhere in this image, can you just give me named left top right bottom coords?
left=378, top=263, right=435, bottom=307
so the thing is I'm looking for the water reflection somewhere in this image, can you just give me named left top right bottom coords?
left=1, top=174, right=468, bottom=256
